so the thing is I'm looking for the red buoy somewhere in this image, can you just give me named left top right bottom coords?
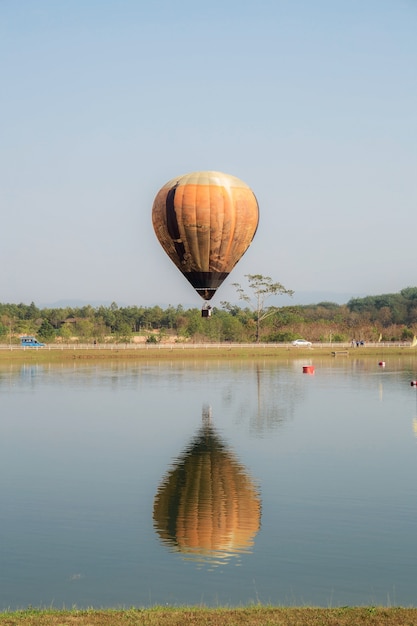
left=303, top=365, right=315, bottom=374
left=378, top=361, right=385, bottom=367
left=411, top=381, right=417, bottom=387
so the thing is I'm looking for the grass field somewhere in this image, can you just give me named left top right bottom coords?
left=0, top=344, right=416, bottom=365
left=2, top=606, right=417, bottom=626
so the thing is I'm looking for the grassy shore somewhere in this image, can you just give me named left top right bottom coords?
left=2, top=606, right=417, bottom=626
left=0, top=344, right=416, bottom=364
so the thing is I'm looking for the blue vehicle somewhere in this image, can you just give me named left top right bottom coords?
left=20, top=336, right=45, bottom=348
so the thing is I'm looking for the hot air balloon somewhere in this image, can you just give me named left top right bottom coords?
left=153, top=406, right=261, bottom=565
left=152, top=171, right=259, bottom=311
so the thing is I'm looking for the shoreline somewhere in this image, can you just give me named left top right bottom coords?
left=0, top=343, right=416, bottom=364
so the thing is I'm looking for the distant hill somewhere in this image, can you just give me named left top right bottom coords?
left=38, top=299, right=118, bottom=309
left=38, top=292, right=365, bottom=309
left=277, top=291, right=366, bottom=306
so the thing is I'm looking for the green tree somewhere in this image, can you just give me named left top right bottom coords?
left=75, top=319, right=95, bottom=340
left=114, top=321, right=133, bottom=342
left=224, top=274, right=293, bottom=342
left=26, top=301, right=40, bottom=319
left=59, top=324, right=73, bottom=342
left=218, top=310, right=245, bottom=342
left=37, top=319, right=56, bottom=342
left=182, top=309, right=207, bottom=339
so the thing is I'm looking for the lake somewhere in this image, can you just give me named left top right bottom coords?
left=1, top=355, right=417, bottom=610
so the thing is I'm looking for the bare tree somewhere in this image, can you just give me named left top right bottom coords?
left=223, top=274, right=293, bottom=342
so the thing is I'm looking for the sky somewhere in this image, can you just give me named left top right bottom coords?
left=1, top=0, right=416, bottom=308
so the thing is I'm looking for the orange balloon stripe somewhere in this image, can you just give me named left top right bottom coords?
left=151, top=171, right=259, bottom=299
left=171, top=183, right=257, bottom=273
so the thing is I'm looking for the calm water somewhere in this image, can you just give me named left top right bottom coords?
left=1, top=355, right=417, bottom=609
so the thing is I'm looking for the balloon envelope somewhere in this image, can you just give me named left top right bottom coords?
left=152, top=171, right=259, bottom=300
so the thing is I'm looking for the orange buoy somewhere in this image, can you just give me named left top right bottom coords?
left=303, top=365, right=315, bottom=374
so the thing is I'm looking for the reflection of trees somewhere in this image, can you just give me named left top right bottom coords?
left=228, top=362, right=304, bottom=435
left=250, top=363, right=295, bottom=433
left=153, top=406, right=261, bottom=565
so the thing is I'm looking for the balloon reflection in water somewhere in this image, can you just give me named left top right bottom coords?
left=153, top=406, right=261, bottom=565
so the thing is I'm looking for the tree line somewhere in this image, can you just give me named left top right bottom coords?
left=1, top=284, right=417, bottom=344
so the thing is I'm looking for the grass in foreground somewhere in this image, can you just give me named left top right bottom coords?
left=1, top=607, right=417, bottom=626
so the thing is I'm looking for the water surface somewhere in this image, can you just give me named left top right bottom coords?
left=1, top=356, right=417, bottom=609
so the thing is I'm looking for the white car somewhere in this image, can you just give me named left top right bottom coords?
left=292, top=339, right=312, bottom=347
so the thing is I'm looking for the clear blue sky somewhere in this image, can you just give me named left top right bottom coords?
left=1, top=0, right=416, bottom=307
